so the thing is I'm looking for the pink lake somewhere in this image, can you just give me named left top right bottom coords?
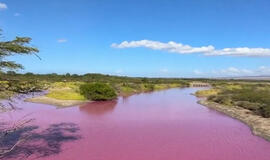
left=2, top=88, right=270, bottom=160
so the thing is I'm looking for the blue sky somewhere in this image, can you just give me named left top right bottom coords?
left=0, top=0, right=270, bottom=77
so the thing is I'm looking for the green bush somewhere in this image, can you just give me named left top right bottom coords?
left=210, top=95, right=232, bottom=106
left=79, top=83, right=117, bottom=101
left=8, top=81, right=45, bottom=93
left=260, top=106, right=270, bottom=118
left=0, top=81, right=9, bottom=91
left=143, top=84, right=155, bottom=91
left=207, top=84, right=270, bottom=118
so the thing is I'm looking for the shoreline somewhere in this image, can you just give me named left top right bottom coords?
left=5, top=87, right=270, bottom=142
left=26, top=96, right=89, bottom=107
left=26, top=86, right=186, bottom=108
left=198, top=99, right=270, bottom=142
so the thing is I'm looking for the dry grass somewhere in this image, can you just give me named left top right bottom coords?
left=195, top=89, right=219, bottom=97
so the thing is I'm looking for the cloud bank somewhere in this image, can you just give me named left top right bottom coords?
left=0, top=2, right=7, bottom=10
left=111, top=40, right=270, bottom=57
left=194, top=66, right=270, bottom=77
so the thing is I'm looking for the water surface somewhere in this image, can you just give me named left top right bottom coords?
left=3, top=88, right=270, bottom=160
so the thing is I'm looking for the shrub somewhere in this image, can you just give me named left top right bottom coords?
left=120, top=86, right=135, bottom=95
left=143, top=84, right=155, bottom=91
left=260, top=106, right=270, bottom=118
left=207, top=84, right=270, bottom=118
left=0, top=81, right=9, bottom=91
left=208, top=95, right=232, bottom=106
left=80, top=83, right=117, bottom=101
left=8, top=81, right=45, bottom=93
left=196, top=89, right=219, bottom=97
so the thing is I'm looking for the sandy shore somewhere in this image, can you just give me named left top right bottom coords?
left=199, top=99, right=270, bottom=141
left=26, top=96, right=89, bottom=107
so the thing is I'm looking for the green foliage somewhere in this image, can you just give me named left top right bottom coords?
left=208, top=95, right=233, bottom=106
left=50, top=81, right=83, bottom=90
left=0, top=80, right=46, bottom=93
left=80, top=83, right=117, bottom=101
left=154, top=84, right=168, bottom=90
left=6, top=71, right=17, bottom=75
left=195, top=89, right=219, bottom=97
left=235, top=101, right=263, bottom=113
left=119, top=83, right=138, bottom=96
left=1, top=71, right=190, bottom=100
left=260, top=106, right=270, bottom=118
left=141, top=78, right=148, bottom=83
left=0, top=81, right=12, bottom=99
left=206, top=83, right=270, bottom=118
left=143, top=84, right=155, bottom=91
left=0, top=72, right=191, bottom=86
left=0, top=81, right=9, bottom=90
left=8, top=80, right=45, bottom=93
left=120, top=86, right=134, bottom=94
left=0, top=29, right=39, bottom=71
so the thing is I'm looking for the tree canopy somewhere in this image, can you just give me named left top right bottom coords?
left=0, top=29, right=39, bottom=71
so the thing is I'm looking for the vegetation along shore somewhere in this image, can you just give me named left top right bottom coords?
left=196, top=82, right=270, bottom=141
left=1, top=72, right=190, bottom=107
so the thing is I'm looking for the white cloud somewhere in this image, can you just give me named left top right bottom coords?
left=111, top=40, right=270, bottom=57
left=111, top=40, right=214, bottom=54
left=219, top=67, right=253, bottom=76
left=14, top=13, right=20, bottom=16
left=57, top=39, right=67, bottom=43
left=206, top=48, right=270, bottom=57
left=0, top=2, right=7, bottom=10
left=208, top=66, right=270, bottom=77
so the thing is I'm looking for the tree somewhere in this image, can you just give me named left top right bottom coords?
left=80, top=83, right=117, bottom=101
left=0, top=29, right=39, bottom=157
left=6, top=71, right=16, bottom=75
left=0, top=29, right=39, bottom=71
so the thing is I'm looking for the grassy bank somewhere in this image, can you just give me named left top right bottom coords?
left=0, top=80, right=47, bottom=99
left=196, top=82, right=270, bottom=141
left=24, top=82, right=187, bottom=107
left=196, top=82, right=270, bottom=118
left=46, top=82, right=86, bottom=100
left=0, top=73, right=190, bottom=107
left=38, top=82, right=186, bottom=106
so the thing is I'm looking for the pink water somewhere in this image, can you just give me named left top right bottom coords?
left=2, top=88, right=270, bottom=160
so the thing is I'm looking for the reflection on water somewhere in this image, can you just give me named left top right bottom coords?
left=79, top=100, right=117, bottom=116
left=120, top=96, right=130, bottom=104
left=4, top=88, right=270, bottom=160
left=2, top=123, right=81, bottom=160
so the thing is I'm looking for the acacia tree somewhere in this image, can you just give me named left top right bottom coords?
left=0, top=29, right=39, bottom=157
left=0, top=29, right=39, bottom=71
left=0, top=29, right=39, bottom=107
